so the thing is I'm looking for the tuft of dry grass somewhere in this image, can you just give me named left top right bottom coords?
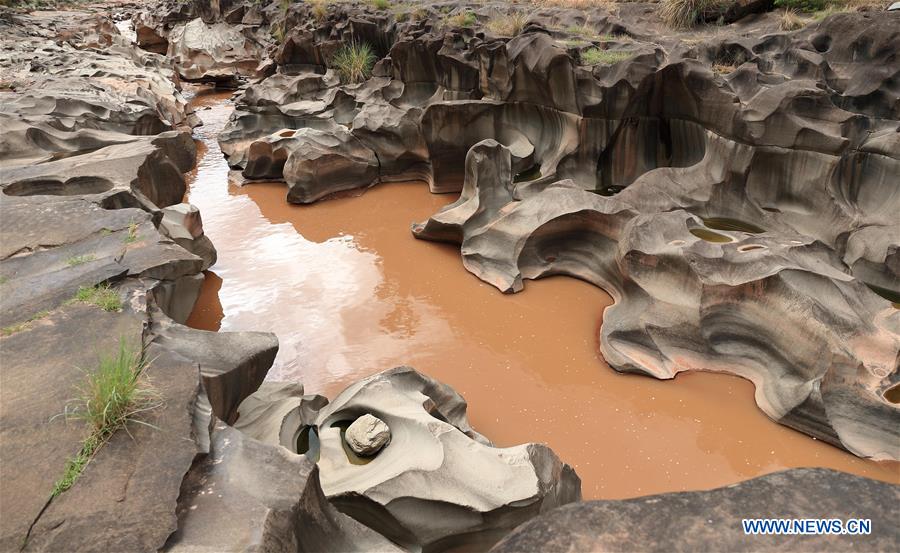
left=712, top=63, right=736, bottom=74
left=446, top=11, right=477, bottom=28
left=532, top=0, right=617, bottom=8
left=778, top=8, right=805, bottom=29
left=485, top=10, right=530, bottom=36
left=310, top=0, right=329, bottom=22
left=660, top=0, right=725, bottom=28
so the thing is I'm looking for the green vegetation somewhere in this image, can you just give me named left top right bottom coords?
left=66, top=254, right=96, bottom=267
left=659, top=0, right=725, bottom=28
left=331, top=41, right=377, bottom=84
left=1, top=310, right=50, bottom=337
left=0, top=276, right=8, bottom=285
left=446, top=11, right=477, bottom=27
left=371, top=0, right=390, bottom=10
left=565, top=23, right=596, bottom=37
left=51, top=433, right=101, bottom=497
left=485, top=11, right=529, bottom=36
left=71, top=284, right=122, bottom=312
left=124, top=221, right=139, bottom=244
left=774, top=0, right=830, bottom=11
left=51, top=339, right=159, bottom=497
left=581, top=48, right=633, bottom=66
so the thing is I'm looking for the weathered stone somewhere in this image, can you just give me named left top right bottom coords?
left=490, top=468, right=900, bottom=553
left=311, top=367, right=582, bottom=551
left=344, top=413, right=391, bottom=456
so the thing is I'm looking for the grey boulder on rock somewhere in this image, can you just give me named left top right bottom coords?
left=344, top=413, right=391, bottom=456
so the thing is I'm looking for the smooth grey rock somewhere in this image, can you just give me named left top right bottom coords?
left=344, top=414, right=391, bottom=456
left=312, top=367, right=582, bottom=552
left=490, top=468, right=900, bottom=553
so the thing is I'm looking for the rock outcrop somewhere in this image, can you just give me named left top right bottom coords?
left=209, top=0, right=900, bottom=460
left=490, top=468, right=900, bottom=553
left=0, top=8, right=276, bottom=552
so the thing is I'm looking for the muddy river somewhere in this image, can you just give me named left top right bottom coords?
left=184, top=88, right=898, bottom=499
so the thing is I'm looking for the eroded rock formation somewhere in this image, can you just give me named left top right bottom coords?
left=0, top=8, right=276, bottom=551
left=202, top=0, right=900, bottom=461
left=190, top=367, right=582, bottom=552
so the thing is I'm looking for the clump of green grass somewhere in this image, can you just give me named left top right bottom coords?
left=0, top=275, right=8, bottom=285
left=71, top=284, right=122, bottom=312
left=331, top=41, right=377, bottom=84
left=51, top=339, right=160, bottom=497
left=581, top=48, right=633, bottom=65
left=485, top=10, right=529, bottom=36
left=566, top=23, right=596, bottom=37
left=66, top=254, right=96, bottom=267
left=1, top=310, right=50, bottom=337
left=51, top=433, right=101, bottom=497
left=124, top=221, right=139, bottom=244
left=371, top=0, right=390, bottom=9
left=446, top=11, right=477, bottom=27
left=659, top=0, right=725, bottom=28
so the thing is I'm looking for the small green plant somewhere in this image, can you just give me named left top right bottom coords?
left=51, top=339, right=160, bottom=497
left=371, top=0, right=390, bottom=9
left=66, top=254, right=96, bottom=267
left=0, top=275, right=7, bottom=285
left=1, top=310, right=50, bottom=337
left=72, top=284, right=122, bottom=312
left=446, top=11, right=477, bottom=27
left=774, top=0, right=831, bottom=11
left=485, top=10, right=529, bottom=36
left=331, top=41, right=377, bottom=84
left=565, top=23, right=596, bottom=38
left=581, top=48, right=633, bottom=65
left=124, top=221, right=139, bottom=244
left=51, top=433, right=101, bottom=497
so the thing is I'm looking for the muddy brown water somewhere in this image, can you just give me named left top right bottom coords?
left=184, top=88, right=898, bottom=499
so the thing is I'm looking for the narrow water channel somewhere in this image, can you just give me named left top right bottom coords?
left=183, top=88, right=899, bottom=499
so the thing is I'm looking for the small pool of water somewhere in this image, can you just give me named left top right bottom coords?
left=690, top=228, right=733, bottom=243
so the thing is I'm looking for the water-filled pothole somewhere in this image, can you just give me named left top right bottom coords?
left=297, top=425, right=320, bottom=461
left=702, top=217, right=765, bottom=234
left=3, top=176, right=115, bottom=196
left=330, top=420, right=375, bottom=465
left=690, top=228, right=733, bottom=243
left=513, top=165, right=542, bottom=183
left=594, top=185, right=626, bottom=196
left=884, top=383, right=900, bottom=404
